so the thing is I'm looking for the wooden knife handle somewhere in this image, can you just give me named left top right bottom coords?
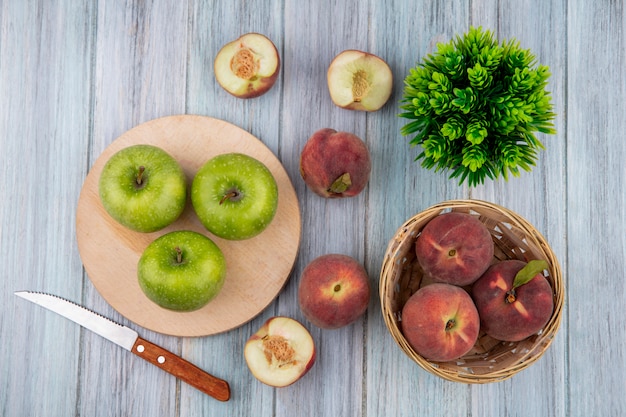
left=131, top=337, right=231, bottom=401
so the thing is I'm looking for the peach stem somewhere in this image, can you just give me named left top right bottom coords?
left=328, top=172, right=352, bottom=194
left=505, top=289, right=517, bottom=304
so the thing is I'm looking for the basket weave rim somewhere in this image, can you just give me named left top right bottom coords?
left=379, top=199, right=564, bottom=384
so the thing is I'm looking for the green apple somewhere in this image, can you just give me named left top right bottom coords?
left=99, top=144, right=187, bottom=233
left=191, top=153, right=278, bottom=240
left=138, top=230, right=227, bottom=311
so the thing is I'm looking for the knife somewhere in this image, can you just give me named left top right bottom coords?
left=15, top=291, right=231, bottom=402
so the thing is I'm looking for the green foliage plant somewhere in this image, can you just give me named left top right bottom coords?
left=399, top=27, right=556, bottom=187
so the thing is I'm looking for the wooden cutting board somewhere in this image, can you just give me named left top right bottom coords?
left=76, top=115, right=301, bottom=337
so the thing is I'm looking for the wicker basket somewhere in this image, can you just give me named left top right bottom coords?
left=379, top=199, right=564, bottom=383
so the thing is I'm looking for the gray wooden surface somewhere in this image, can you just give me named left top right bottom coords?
left=1, top=0, right=624, bottom=416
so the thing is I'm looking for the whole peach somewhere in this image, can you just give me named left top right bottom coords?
left=401, top=283, right=480, bottom=362
left=298, top=254, right=371, bottom=329
left=471, top=260, right=554, bottom=342
left=299, top=128, right=371, bottom=198
left=415, top=212, right=494, bottom=286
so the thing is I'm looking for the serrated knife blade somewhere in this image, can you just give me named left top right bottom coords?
left=15, top=291, right=230, bottom=402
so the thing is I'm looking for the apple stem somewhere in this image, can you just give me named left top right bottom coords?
left=219, top=191, right=240, bottom=205
left=175, top=246, right=183, bottom=264
left=445, top=319, right=455, bottom=330
left=136, top=166, right=146, bottom=186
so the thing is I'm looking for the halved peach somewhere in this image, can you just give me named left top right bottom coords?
left=214, top=33, right=280, bottom=98
left=327, top=49, right=393, bottom=111
left=244, top=316, right=316, bottom=387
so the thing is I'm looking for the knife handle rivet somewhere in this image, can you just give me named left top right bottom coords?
left=136, top=344, right=145, bottom=353
left=158, top=356, right=166, bottom=364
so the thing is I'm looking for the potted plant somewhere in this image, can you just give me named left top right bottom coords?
left=399, top=26, right=556, bottom=187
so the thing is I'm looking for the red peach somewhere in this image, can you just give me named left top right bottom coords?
left=415, top=212, right=494, bottom=286
left=401, top=283, right=480, bottom=362
left=298, top=254, right=371, bottom=329
left=299, top=128, right=371, bottom=198
left=471, top=260, right=554, bottom=342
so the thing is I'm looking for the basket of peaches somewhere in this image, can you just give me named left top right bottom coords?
left=379, top=199, right=564, bottom=383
